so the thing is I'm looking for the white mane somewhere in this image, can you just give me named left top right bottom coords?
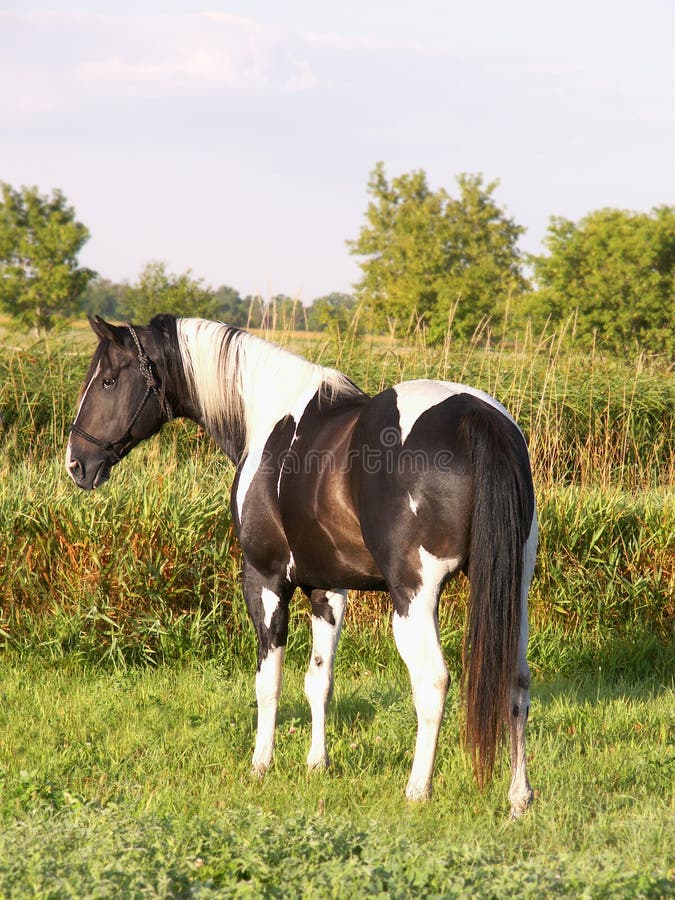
left=176, top=318, right=363, bottom=454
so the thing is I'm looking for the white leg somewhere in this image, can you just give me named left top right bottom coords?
left=508, top=513, right=537, bottom=818
left=252, top=645, right=285, bottom=774
left=393, top=605, right=449, bottom=800
left=243, top=562, right=292, bottom=778
left=392, top=549, right=455, bottom=800
left=391, top=551, right=452, bottom=800
left=305, top=589, right=347, bottom=770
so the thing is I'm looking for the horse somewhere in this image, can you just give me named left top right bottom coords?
left=66, top=314, right=537, bottom=818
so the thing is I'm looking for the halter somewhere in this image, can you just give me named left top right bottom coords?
left=69, top=325, right=174, bottom=463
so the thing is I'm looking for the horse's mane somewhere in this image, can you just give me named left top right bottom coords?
left=167, top=316, right=364, bottom=455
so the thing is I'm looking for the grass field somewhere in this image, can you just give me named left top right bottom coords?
left=0, top=321, right=673, bottom=896
left=0, top=663, right=672, bottom=897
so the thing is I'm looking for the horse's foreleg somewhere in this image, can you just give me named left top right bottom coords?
left=243, top=563, right=292, bottom=776
left=252, top=644, right=284, bottom=775
left=508, top=516, right=537, bottom=819
left=305, top=589, right=347, bottom=770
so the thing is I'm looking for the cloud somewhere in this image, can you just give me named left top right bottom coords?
left=79, top=47, right=319, bottom=97
left=79, top=47, right=258, bottom=96
left=300, top=30, right=446, bottom=55
left=0, top=10, right=321, bottom=100
left=0, top=8, right=460, bottom=105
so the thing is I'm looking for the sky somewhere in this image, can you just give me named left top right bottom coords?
left=1, top=0, right=674, bottom=302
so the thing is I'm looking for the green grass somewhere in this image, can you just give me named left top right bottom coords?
left=0, top=662, right=672, bottom=897
left=1, top=323, right=673, bottom=488
left=0, top=323, right=673, bottom=895
left=1, top=458, right=672, bottom=676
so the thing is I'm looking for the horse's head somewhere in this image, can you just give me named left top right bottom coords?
left=66, top=316, right=173, bottom=489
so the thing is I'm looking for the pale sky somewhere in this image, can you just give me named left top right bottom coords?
left=2, top=1, right=674, bottom=302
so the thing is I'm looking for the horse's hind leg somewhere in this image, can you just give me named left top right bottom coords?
left=242, top=561, right=293, bottom=776
left=508, top=514, right=538, bottom=819
left=305, top=589, right=347, bottom=770
left=390, top=551, right=453, bottom=800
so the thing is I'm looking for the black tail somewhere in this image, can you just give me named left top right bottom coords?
left=461, top=404, right=534, bottom=787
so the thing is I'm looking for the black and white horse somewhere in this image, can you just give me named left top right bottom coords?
left=66, top=315, right=537, bottom=817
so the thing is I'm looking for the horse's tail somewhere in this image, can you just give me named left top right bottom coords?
left=461, top=404, right=534, bottom=787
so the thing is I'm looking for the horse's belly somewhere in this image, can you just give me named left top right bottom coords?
left=288, top=524, right=386, bottom=591
left=279, top=469, right=385, bottom=590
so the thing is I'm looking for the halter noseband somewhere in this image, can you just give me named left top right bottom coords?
left=69, top=325, right=173, bottom=463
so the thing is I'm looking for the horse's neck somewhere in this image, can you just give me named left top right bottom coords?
left=176, top=319, right=348, bottom=462
left=234, top=338, right=337, bottom=453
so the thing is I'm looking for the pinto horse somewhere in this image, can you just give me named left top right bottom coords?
left=66, top=315, right=537, bottom=817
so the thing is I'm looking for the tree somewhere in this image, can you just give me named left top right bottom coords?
left=213, top=284, right=250, bottom=327
left=0, top=182, right=96, bottom=333
left=347, top=164, right=527, bottom=340
left=119, top=261, right=221, bottom=322
left=524, top=207, right=674, bottom=354
left=306, top=292, right=360, bottom=333
left=79, top=277, right=127, bottom=319
left=263, top=294, right=305, bottom=331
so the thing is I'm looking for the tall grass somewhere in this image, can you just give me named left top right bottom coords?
left=307, top=315, right=674, bottom=490
left=0, top=320, right=673, bottom=673
left=1, top=320, right=672, bottom=488
left=1, top=456, right=672, bottom=677
left=0, top=320, right=673, bottom=895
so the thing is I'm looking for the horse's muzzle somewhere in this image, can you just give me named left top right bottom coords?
left=66, top=445, right=112, bottom=490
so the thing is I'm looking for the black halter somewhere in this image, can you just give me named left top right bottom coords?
left=69, top=325, right=173, bottom=463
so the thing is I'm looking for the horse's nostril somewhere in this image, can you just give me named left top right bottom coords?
left=69, top=457, right=84, bottom=477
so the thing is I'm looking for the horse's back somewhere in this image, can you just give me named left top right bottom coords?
left=387, top=379, right=518, bottom=441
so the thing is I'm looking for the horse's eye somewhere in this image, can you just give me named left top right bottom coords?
left=102, top=377, right=116, bottom=389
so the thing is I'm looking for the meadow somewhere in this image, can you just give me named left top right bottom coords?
left=0, top=320, right=673, bottom=897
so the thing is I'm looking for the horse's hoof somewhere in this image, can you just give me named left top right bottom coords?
left=405, top=782, right=432, bottom=801
left=509, top=790, right=534, bottom=820
left=307, top=754, right=329, bottom=772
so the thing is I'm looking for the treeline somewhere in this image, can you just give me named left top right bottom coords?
left=1, top=170, right=674, bottom=354
left=78, top=263, right=358, bottom=333
left=347, top=166, right=674, bottom=355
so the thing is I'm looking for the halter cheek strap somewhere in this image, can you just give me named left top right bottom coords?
left=69, top=325, right=173, bottom=462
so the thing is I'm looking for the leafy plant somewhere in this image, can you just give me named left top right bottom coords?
left=525, top=206, right=675, bottom=354
left=0, top=183, right=95, bottom=335
left=347, top=164, right=527, bottom=340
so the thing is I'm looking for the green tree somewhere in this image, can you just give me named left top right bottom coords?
left=306, top=292, right=359, bottom=333
left=347, top=163, right=527, bottom=340
left=213, top=284, right=250, bottom=327
left=525, top=207, right=675, bottom=354
left=119, top=261, right=221, bottom=322
left=241, top=295, right=266, bottom=329
left=0, top=182, right=96, bottom=334
left=79, top=277, right=127, bottom=319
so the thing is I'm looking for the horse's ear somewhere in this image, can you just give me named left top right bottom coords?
left=88, top=315, right=127, bottom=346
